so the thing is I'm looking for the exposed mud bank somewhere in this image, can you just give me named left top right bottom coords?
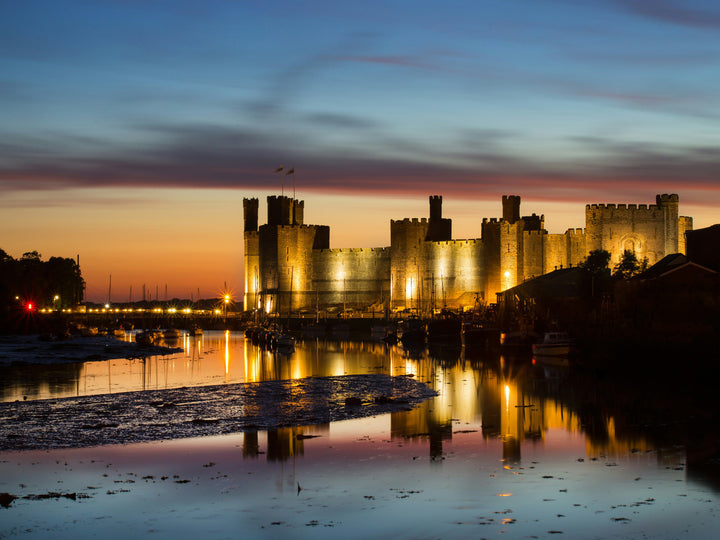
left=0, top=374, right=437, bottom=451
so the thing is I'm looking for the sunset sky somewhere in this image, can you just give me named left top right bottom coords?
left=2, top=1, right=719, bottom=303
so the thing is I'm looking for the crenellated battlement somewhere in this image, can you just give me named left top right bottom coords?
left=277, top=224, right=320, bottom=230
left=430, top=238, right=482, bottom=246
left=587, top=203, right=660, bottom=212
left=657, top=193, right=679, bottom=204
left=392, top=217, right=428, bottom=225
left=318, top=247, right=390, bottom=254
left=246, top=191, right=691, bottom=314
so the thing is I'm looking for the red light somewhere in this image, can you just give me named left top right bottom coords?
left=26, top=303, right=34, bottom=312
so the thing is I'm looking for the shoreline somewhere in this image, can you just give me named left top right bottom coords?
left=0, top=334, right=181, bottom=366
left=0, top=374, right=437, bottom=451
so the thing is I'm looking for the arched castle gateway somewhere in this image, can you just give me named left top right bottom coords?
left=243, top=194, right=692, bottom=314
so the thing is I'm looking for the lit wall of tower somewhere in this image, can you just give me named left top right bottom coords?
left=243, top=198, right=260, bottom=311
left=390, top=218, right=429, bottom=311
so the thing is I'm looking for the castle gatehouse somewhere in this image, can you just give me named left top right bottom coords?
left=243, top=194, right=692, bottom=315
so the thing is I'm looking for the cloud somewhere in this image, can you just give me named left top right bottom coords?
left=610, top=0, right=720, bottom=30
left=303, top=113, right=379, bottom=130
left=2, top=119, right=720, bottom=211
left=324, top=54, right=438, bottom=71
left=568, top=49, right=720, bottom=67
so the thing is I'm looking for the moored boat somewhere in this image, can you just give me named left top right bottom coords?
left=136, top=330, right=163, bottom=346
left=532, top=332, right=574, bottom=356
left=163, top=328, right=182, bottom=340
left=276, top=334, right=295, bottom=349
left=399, top=318, right=426, bottom=346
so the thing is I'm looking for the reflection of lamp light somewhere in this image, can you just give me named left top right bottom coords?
left=503, top=271, right=510, bottom=279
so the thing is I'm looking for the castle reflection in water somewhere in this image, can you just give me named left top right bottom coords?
left=0, top=331, right=676, bottom=466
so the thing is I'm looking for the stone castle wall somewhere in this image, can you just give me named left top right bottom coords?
left=312, top=248, right=391, bottom=309
left=424, top=239, right=484, bottom=307
left=522, top=230, right=545, bottom=281
left=244, top=193, right=693, bottom=313
left=585, top=199, right=675, bottom=266
left=481, top=219, right=502, bottom=299
left=390, top=218, right=430, bottom=310
left=679, top=216, right=693, bottom=255
left=500, top=220, right=523, bottom=292
left=243, top=231, right=260, bottom=311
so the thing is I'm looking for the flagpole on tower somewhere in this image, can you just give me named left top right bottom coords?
left=274, top=165, right=284, bottom=195
left=285, top=167, right=295, bottom=199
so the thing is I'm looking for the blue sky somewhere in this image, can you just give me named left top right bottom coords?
left=1, top=0, right=719, bottom=300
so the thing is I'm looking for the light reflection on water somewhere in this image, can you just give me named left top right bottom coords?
left=1, top=331, right=718, bottom=538
left=0, top=332, right=680, bottom=461
left=1, top=331, right=436, bottom=402
left=0, top=418, right=715, bottom=539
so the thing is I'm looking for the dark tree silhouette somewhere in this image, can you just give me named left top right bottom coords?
left=612, top=249, right=647, bottom=279
left=0, top=250, right=85, bottom=310
left=581, top=249, right=611, bottom=277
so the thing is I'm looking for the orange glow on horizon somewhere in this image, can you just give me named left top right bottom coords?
left=2, top=187, right=716, bottom=303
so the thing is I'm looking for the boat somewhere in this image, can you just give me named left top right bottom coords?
left=382, top=330, right=398, bottom=345
left=371, top=325, right=392, bottom=341
left=163, top=328, right=182, bottom=340
left=532, top=332, right=574, bottom=356
left=276, top=334, right=295, bottom=349
left=136, top=330, right=163, bottom=346
left=427, top=310, right=461, bottom=343
left=399, top=318, right=426, bottom=347
left=462, top=322, right=500, bottom=349
left=188, top=325, right=203, bottom=336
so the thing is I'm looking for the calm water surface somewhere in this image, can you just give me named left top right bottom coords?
left=1, top=331, right=718, bottom=539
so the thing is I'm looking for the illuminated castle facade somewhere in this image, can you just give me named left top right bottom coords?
left=243, top=194, right=692, bottom=314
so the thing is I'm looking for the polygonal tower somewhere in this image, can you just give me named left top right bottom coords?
left=657, top=193, right=679, bottom=255
left=243, top=198, right=260, bottom=311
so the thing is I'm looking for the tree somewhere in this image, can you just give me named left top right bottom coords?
left=612, top=249, right=644, bottom=279
left=581, top=249, right=611, bottom=276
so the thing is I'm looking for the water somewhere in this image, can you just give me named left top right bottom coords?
left=1, top=331, right=718, bottom=538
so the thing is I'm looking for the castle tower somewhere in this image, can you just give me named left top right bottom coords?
left=502, top=195, right=521, bottom=224
left=426, top=195, right=452, bottom=241
left=429, top=195, right=442, bottom=221
left=293, top=199, right=304, bottom=225
left=391, top=218, right=429, bottom=311
left=657, top=194, right=679, bottom=255
left=243, top=198, right=259, bottom=232
left=243, top=198, right=260, bottom=311
left=267, top=195, right=294, bottom=226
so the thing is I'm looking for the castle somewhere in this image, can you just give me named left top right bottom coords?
left=243, top=194, right=692, bottom=315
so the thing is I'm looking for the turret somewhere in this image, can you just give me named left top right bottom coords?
left=656, top=193, right=679, bottom=255
left=502, top=195, right=521, bottom=224
left=293, top=199, right=304, bottom=225
left=429, top=195, right=443, bottom=221
left=426, top=195, right=451, bottom=241
left=243, top=198, right=259, bottom=232
left=267, top=195, right=294, bottom=226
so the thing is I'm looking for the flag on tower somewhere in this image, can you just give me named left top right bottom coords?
left=274, top=166, right=283, bottom=173
left=285, top=168, right=294, bottom=175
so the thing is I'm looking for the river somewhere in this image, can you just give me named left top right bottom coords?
left=0, top=331, right=718, bottom=538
